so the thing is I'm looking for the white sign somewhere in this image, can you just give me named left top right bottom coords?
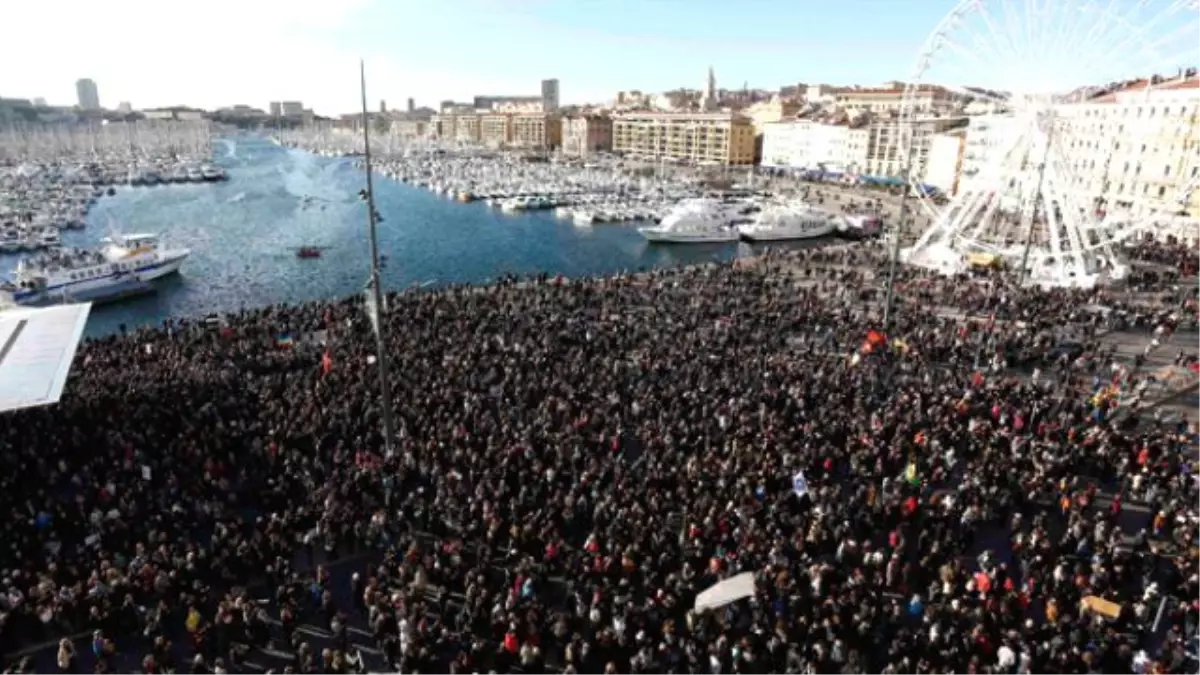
left=792, top=471, right=809, bottom=499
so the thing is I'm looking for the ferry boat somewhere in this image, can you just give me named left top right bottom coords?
left=738, top=202, right=838, bottom=242
left=638, top=198, right=742, bottom=243
left=4, top=233, right=189, bottom=306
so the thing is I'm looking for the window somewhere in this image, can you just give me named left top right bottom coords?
left=1158, top=186, right=1166, bottom=198
left=1164, top=165, right=1171, bottom=177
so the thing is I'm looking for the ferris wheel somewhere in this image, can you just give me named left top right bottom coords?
left=897, top=0, right=1200, bottom=288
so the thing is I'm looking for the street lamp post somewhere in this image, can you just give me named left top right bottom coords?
left=359, top=60, right=398, bottom=458
left=882, top=120, right=923, bottom=334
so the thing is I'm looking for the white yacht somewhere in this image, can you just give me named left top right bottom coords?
left=5, top=233, right=189, bottom=306
left=37, top=229, right=61, bottom=249
left=638, top=198, right=741, bottom=243
left=0, top=229, right=20, bottom=253
left=739, top=202, right=838, bottom=242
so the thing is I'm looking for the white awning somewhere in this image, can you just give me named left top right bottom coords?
left=0, top=303, right=92, bottom=413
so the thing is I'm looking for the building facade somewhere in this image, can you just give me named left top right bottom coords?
left=76, top=79, right=100, bottom=110
left=432, top=111, right=561, bottom=148
left=863, top=117, right=963, bottom=180
left=512, top=113, right=561, bottom=148
left=562, top=115, right=613, bottom=156
left=760, top=121, right=869, bottom=173
left=612, top=112, right=756, bottom=165
left=954, top=76, right=1199, bottom=216
left=835, top=84, right=961, bottom=116
left=281, top=101, right=304, bottom=117
left=541, top=79, right=560, bottom=113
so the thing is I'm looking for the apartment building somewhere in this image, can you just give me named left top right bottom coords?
left=1062, top=76, right=1199, bottom=215
left=760, top=120, right=868, bottom=173
left=512, top=113, right=561, bottom=148
left=433, top=111, right=561, bottom=148
left=863, top=117, right=963, bottom=179
left=391, top=118, right=431, bottom=139
left=480, top=113, right=512, bottom=146
left=612, top=112, right=756, bottom=165
left=430, top=112, right=483, bottom=142
left=955, top=76, right=1199, bottom=216
left=835, top=84, right=961, bottom=116
left=562, top=115, right=613, bottom=157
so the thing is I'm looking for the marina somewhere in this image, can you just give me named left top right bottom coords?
left=0, top=136, right=844, bottom=336
left=0, top=121, right=228, bottom=257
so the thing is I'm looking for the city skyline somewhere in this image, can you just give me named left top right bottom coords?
left=2, top=0, right=970, bottom=115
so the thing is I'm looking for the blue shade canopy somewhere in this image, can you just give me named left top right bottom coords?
left=0, top=302, right=92, bottom=413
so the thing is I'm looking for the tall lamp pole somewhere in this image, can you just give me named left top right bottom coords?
left=359, top=60, right=398, bottom=458
left=882, top=119, right=922, bottom=333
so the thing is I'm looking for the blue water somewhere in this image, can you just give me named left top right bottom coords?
left=3, top=137, right=765, bottom=337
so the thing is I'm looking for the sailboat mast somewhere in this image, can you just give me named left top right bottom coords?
left=359, top=59, right=397, bottom=458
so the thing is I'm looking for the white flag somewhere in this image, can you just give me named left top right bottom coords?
left=792, top=471, right=809, bottom=499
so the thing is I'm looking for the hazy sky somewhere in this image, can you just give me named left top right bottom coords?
left=2, top=0, right=1193, bottom=115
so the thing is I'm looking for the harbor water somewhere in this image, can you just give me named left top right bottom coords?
left=2, top=137, right=772, bottom=336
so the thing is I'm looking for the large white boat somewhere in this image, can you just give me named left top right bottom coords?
left=4, top=233, right=189, bottom=306
left=739, top=201, right=838, bottom=242
left=638, top=198, right=742, bottom=243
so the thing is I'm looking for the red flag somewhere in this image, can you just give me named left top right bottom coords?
left=321, top=350, right=333, bottom=375
left=861, top=329, right=887, bottom=354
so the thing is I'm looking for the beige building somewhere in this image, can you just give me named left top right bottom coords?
left=480, top=113, right=512, bottom=146
left=512, top=113, right=561, bottom=148
left=434, top=111, right=561, bottom=148
left=391, top=118, right=431, bottom=139
left=431, top=112, right=484, bottom=142
left=562, top=115, right=613, bottom=156
left=835, top=84, right=961, bottom=116
left=612, top=112, right=756, bottom=165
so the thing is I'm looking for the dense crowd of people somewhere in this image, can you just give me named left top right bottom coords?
left=1, top=240, right=1197, bottom=674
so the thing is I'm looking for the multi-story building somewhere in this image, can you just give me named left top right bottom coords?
left=541, top=79, right=560, bottom=113
left=76, top=79, right=100, bottom=110
left=432, top=111, right=560, bottom=148
left=612, top=90, right=652, bottom=110
left=281, top=101, right=304, bottom=117
left=956, top=75, right=1199, bottom=216
left=612, top=112, right=756, bottom=165
left=512, top=113, right=561, bottom=148
left=562, top=115, right=613, bottom=157
left=835, top=84, right=961, bottom=116
left=760, top=120, right=869, bottom=173
left=863, top=117, right=963, bottom=179
left=480, top=112, right=512, bottom=146
left=269, top=101, right=282, bottom=117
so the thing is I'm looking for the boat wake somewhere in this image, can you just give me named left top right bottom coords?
left=222, top=139, right=237, bottom=159
left=227, top=192, right=247, bottom=204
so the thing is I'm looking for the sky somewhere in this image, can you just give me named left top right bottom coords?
left=1, top=0, right=1194, bottom=115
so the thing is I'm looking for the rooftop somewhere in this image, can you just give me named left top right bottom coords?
left=1088, top=74, right=1199, bottom=103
